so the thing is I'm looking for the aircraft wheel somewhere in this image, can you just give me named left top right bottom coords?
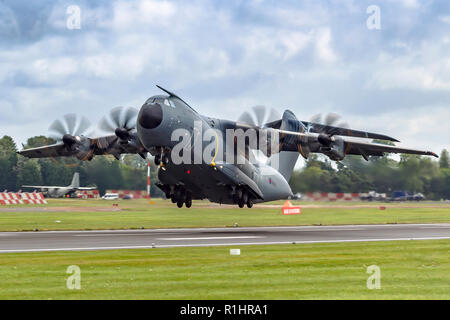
left=238, top=199, right=245, bottom=208
left=162, top=154, right=170, bottom=165
left=236, top=188, right=243, bottom=199
left=242, top=191, right=248, bottom=204
left=177, top=201, right=184, bottom=208
left=185, top=199, right=192, bottom=208
left=246, top=199, right=253, bottom=208
left=175, top=189, right=184, bottom=202
left=171, top=196, right=177, bottom=203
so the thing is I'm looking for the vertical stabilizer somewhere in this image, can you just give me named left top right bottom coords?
left=70, top=172, right=80, bottom=188
left=268, top=110, right=300, bottom=182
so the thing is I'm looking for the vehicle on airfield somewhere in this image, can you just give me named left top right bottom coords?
left=391, top=191, right=425, bottom=201
left=102, top=193, right=120, bottom=200
left=22, top=172, right=97, bottom=198
left=360, top=191, right=387, bottom=201
left=18, top=85, right=438, bottom=208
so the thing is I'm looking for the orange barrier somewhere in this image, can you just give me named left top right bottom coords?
left=76, top=190, right=100, bottom=199
left=304, top=192, right=361, bottom=201
left=282, top=200, right=301, bottom=215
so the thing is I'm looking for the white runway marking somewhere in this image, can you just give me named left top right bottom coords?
left=157, top=236, right=264, bottom=241
left=1, top=236, right=449, bottom=253
left=419, top=226, right=450, bottom=229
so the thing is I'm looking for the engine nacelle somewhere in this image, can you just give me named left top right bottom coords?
left=319, top=136, right=345, bottom=161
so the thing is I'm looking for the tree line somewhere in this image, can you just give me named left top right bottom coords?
left=0, top=135, right=449, bottom=200
left=289, top=150, right=450, bottom=200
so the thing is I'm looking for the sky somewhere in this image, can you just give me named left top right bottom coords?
left=0, top=0, right=449, bottom=158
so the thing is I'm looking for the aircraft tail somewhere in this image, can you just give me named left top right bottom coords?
left=69, top=172, right=80, bottom=188
left=268, top=110, right=300, bottom=182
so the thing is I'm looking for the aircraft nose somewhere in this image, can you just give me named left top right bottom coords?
left=139, top=103, right=163, bottom=129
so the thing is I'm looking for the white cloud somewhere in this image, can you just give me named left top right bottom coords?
left=439, top=15, right=450, bottom=24
left=315, top=28, right=337, bottom=62
left=388, top=0, right=420, bottom=9
left=110, top=0, right=177, bottom=30
left=367, top=42, right=450, bottom=91
left=0, top=0, right=448, bottom=155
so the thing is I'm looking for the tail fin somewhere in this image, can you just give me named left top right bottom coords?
left=70, top=172, right=80, bottom=188
left=268, top=152, right=298, bottom=182
left=268, top=110, right=300, bottom=182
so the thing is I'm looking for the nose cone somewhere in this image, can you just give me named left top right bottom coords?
left=139, top=103, right=163, bottom=129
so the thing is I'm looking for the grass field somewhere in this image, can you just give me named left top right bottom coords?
left=0, top=199, right=448, bottom=231
left=0, top=240, right=448, bottom=299
left=1, top=199, right=448, bottom=300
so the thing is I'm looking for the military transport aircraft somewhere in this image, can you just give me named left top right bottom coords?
left=22, top=172, right=96, bottom=198
left=18, top=85, right=438, bottom=208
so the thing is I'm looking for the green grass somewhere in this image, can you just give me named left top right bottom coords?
left=0, top=240, right=449, bottom=299
left=0, top=199, right=448, bottom=231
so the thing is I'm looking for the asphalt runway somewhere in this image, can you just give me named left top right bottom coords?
left=1, top=223, right=450, bottom=253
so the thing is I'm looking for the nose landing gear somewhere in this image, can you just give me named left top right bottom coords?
left=154, top=148, right=170, bottom=166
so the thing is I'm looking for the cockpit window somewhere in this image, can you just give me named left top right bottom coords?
left=145, top=96, right=197, bottom=112
left=146, top=96, right=177, bottom=108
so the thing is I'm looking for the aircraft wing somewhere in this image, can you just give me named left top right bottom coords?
left=341, top=138, right=439, bottom=159
left=18, top=143, right=72, bottom=159
left=76, top=187, right=97, bottom=190
left=17, top=135, right=146, bottom=161
left=22, top=186, right=59, bottom=190
left=301, top=122, right=400, bottom=142
left=264, top=119, right=400, bottom=142
left=273, top=130, right=438, bottom=160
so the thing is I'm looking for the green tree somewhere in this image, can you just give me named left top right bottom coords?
left=24, top=136, right=56, bottom=149
left=17, top=158, right=42, bottom=186
left=80, top=156, right=125, bottom=194
left=0, top=136, right=18, bottom=191
left=440, top=149, right=449, bottom=169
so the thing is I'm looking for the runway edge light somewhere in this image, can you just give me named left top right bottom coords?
left=282, top=200, right=301, bottom=215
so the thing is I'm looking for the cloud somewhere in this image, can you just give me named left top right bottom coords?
left=0, top=0, right=448, bottom=157
left=315, top=28, right=337, bottom=62
left=439, top=15, right=450, bottom=24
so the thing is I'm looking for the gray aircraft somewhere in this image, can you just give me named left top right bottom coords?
left=19, top=85, right=438, bottom=208
left=22, top=172, right=96, bottom=198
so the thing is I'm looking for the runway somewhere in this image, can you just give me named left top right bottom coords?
left=1, top=223, right=450, bottom=253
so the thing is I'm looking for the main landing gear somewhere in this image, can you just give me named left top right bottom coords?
left=169, top=186, right=192, bottom=208
left=231, top=187, right=253, bottom=208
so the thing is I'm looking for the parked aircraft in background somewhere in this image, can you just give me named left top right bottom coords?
left=22, top=172, right=96, bottom=198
